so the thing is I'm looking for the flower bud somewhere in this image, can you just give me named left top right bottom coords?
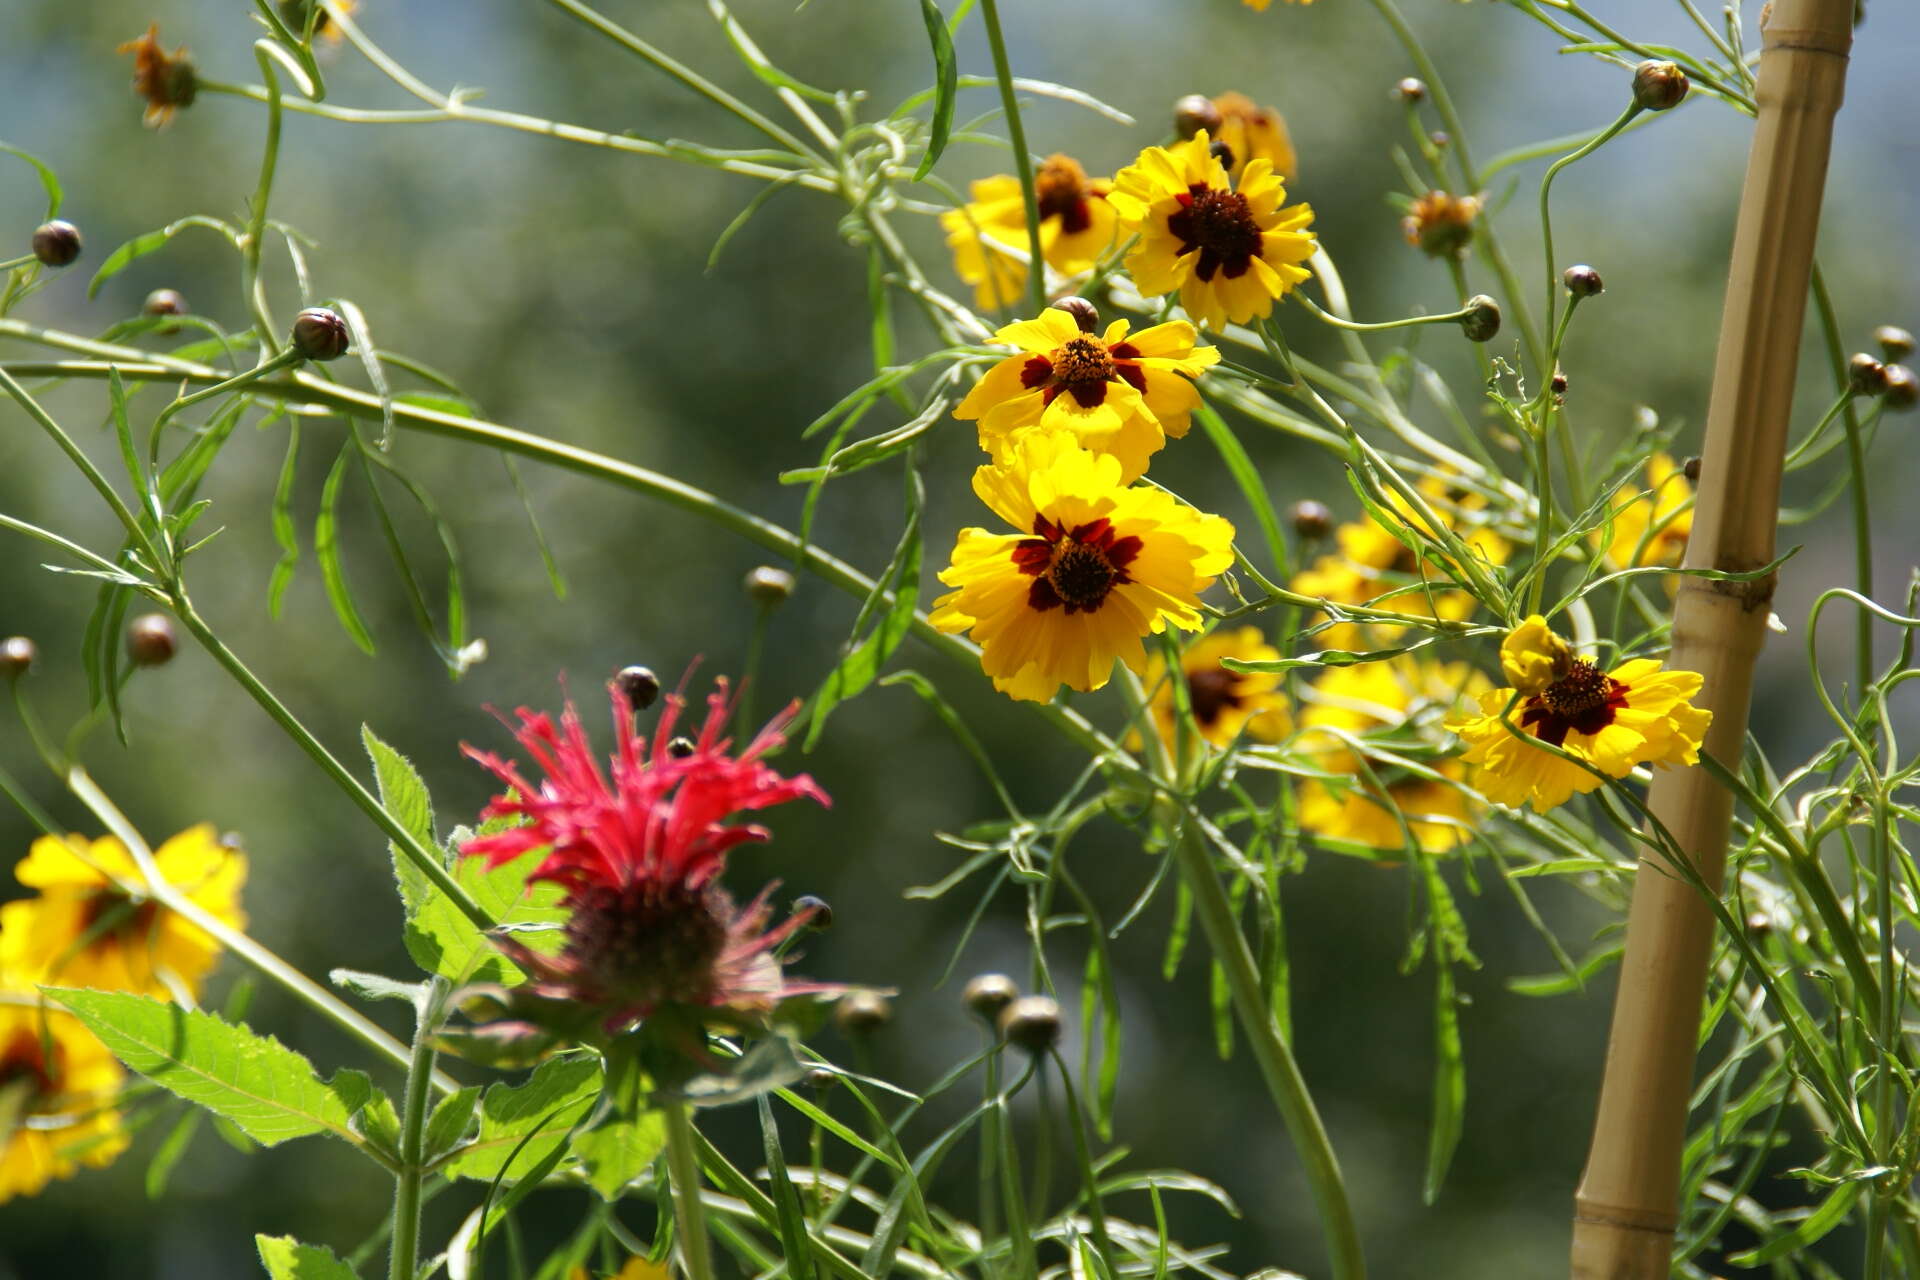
left=1289, top=500, right=1334, bottom=540
left=1884, top=364, right=1918, bottom=411
left=1459, top=295, right=1501, bottom=343
left=666, top=736, right=697, bottom=759
left=1849, top=353, right=1888, bottom=395
left=997, top=995, right=1061, bottom=1054
left=1562, top=265, right=1604, bottom=299
left=1208, top=140, right=1236, bottom=171
left=1401, top=191, right=1481, bottom=259
left=744, top=565, right=795, bottom=608
left=792, top=894, right=833, bottom=932
left=962, top=972, right=1019, bottom=1024
left=1550, top=367, right=1569, bottom=397
left=1428, top=131, right=1450, bottom=149
left=1632, top=60, right=1689, bottom=112
left=1050, top=296, right=1100, bottom=333
left=1683, top=456, right=1702, bottom=482
left=834, top=990, right=892, bottom=1036
left=615, top=665, right=660, bottom=711
left=1394, top=77, right=1427, bottom=104
left=127, top=613, right=177, bottom=667
left=143, top=288, right=187, bottom=317
left=291, top=307, right=350, bottom=361
left=804, top=1067, right=838, bottom=1091
left=1, top=636, right=36, bottom=678
left=31, top=221, right=82, bottom=268
left=1172, top=94, right=1222, bottom=139
left=1874, top=325, right=1915, bottom=362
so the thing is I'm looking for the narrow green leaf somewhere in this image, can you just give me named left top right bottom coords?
left=316, top=445, right=377, bottom=654
left=1727, top=1181, right=1862, bottom=1265
left=913, top=0, right=958, bottom=180
left=85, top=216, right=235, bottom=300
left=49, top=989, right=370, bottom=1148
left=502, top=454, right=568, bottom=601
left=334, top=299, right=395, bottom=449
left=0, top=141, right=63, bottom=217
left=805, top=488, right=922, bottom=748
left=441, top=1057, right=601, bottom=1182
left=1422, top=957, right=1465, bottom=1204
left=145, top=1106, right=202, bottom=1199
left=256, top=1234, right=360, bottom=1279
left=758, top=1095, right=817, bottom=1280
left=1195, top=404, right=1289, bottom=576
left=268, top=423, right=302, bottom=616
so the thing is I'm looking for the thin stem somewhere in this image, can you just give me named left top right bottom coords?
left=976, top=0, right=1046, bottom=317
left=147, top=348, right=302, bottom=470
left=664, top=1102, right=717, bottom=1280
left=1538, top=105, right=1640, bottom=349
left=168, top=592, right=493, bottom=930
left=0, top=364, right=162, bottom=570
left=1525, top=423, right=1555, bottom=618
left=1810, top=263, right=1872, bottom=693
left=1293, top=292, right=1477, bottom=334
left=244, top=48, right=287, bottom=346
left=389, top=980, right=445, bottom=1280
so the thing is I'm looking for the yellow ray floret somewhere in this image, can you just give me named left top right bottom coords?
left=1599, top=451, right=1694, bottom=575
left=930, top=432, right=1235, bottom=702
left=1108, top=132, right=1316, bottom=332
left=939, top=156, right=1119, bottom=312
left=1, top=825, right=246, bottom=1000
left=0, top=1002, right=128, bottom=1203
left=1447, top=616, right=1712, bottom=812
left=956, top=307, right=1219, bottom=482
left=1137, top=627, right=1292, bottom=752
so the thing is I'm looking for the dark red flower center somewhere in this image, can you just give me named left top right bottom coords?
left=1187, top=665, right=1243, bottom=727
left=1519, top=659, right=1627, bottom=747
left=80, top=891, right=159, bottom=941
left=0, top=1028, right=57, bottom=1104
left=1018, top=336, right=1149, bottom=410
left=1168, top=185, right=1262, bottom=283
left=1011, top=515, right=1143, bottom=615
left=1035, top=156, right=1094, bottom=235
left=565, top=880, right=729, bottom=1009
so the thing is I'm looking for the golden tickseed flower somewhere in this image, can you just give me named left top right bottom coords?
left=955, top=307, right=1220, bottom=482
left=940, top=156, right=1119, bottom=311
left=0, top=826, right=246, bottom=1000
left=1242, top=0, right=1314, bottom=8
left=1207, top=92, right=1299, bottom=183
left=1139, top=627, right=1293, bottom=751
left=1298, top=659, right=1487, bottom=854
left=930, top=432, right=1235, bottom=702
left=117, top=23, right=197, bottom=129
left=1401, top=190, right=1482, bottom=259
left=1447, top=616, right=1712, bottom=812
left=1599, top=452, right=1693, bottom=574
left=0, top=1001, right=129, bottom=1203
left=1108, top=132, right=1316, bottom=332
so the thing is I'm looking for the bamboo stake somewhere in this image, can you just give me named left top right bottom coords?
left=1570, top=3, right=1855, bottom=1276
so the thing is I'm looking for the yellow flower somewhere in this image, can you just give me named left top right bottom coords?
left=930, top=432, right=1235, bottom=702
left=1600, top=452, right=1693, bottom=573
left=0, top=1001, right=128, bottom=1203
left=955, top=307, right=1219, bottom=482
left=1297, top=659, right=1487, bottom=853
left=1401, top=190, right=1482, bottom=259
left=1447, top=617, right=1713, bottom=812
left=939, top=156, right=1119, bottom=311
left=1210, top=92, right=1299, bottom=183
left=568, top=1258, right=670, bottom=1280
left=0, top=825, right=246, bottom=1000
left=1139, top=627, right=1292, bottom=751
left=1498, top=615, right=1571, bottom=695
left=1108, top=132, right=1316, bottom=332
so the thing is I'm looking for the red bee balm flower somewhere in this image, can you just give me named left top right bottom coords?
left=460, top=679, right=829, bottom=1028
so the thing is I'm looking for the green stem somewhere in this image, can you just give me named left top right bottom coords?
left=390, top=980, right=445, bottom=1280
left=976, top=0, right=1046, bottom=317
left=1537, top=105, right=1639, bottom=350
left=664, top=1102, right=716, bottom=1280
left=1293, top=292, right=1477, bottom=334
left=1525, top=423, right=1554, bottom=618
left=244, top=48, right=287, bottom=347
left=0, top=364, right=161, bottom=570
left=146, top=347, right=302, bottom=470
left=1810, top=263, right=1872, bottom=693
left=168, top=592, right=493, bottom=930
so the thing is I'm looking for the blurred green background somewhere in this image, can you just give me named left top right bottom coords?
left=3, top=0, right=1918, bottom=1275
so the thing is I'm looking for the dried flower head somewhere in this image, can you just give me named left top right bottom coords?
left=1401, top=191, right=1481, bottom=259
left=118, top=24, right=197, bottom=129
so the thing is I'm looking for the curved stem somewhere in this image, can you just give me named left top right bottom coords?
left=1538, top=105, right=1640, bottom=350
left=244, top=48, right=287, bottom=347
left=977, top=0, right=1046, bottom=317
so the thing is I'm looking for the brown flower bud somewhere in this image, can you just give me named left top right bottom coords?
left=1428, top=131, right=1450, bottom=149
left=1683, top=456, right=1702, bottom=482
left=1874, top=325, right=1915, bottom=362
left=962, top=973, right=1019, bottom=1024
left=1632, top=60, right=1689, bottom=112
left=804, top=1067, right=838, bottom=1091
left=1460, top=295, right=1501, bottom=344
left=143, top=288, right=188, bottom=318
left=1849, top=353, right=1888, bottom=395
left=1394, top=77, right=1427, bottom=104
left=31, top=221, right=82, bottom=268
left=1050, top=296, right=1100, bottom=333
left=1562, top=265, right=1604, bottom=298
left=1172, top=94, right=1223, bottom=139
left=743, top=565, right=795, bottom=607
left=1290, top=500, right=1335, bottom=540
left=997, top=994, right=1062, bottom=1054
left=1, top=636, right=36, bottom=678
left=291, top=307, right=350, bottom=361
left=1550, top=367, right=1569, bottom=397
left=127, top=613, right=177, bottom=667
left=615, top=665, right=660, bottom=711
left=792, top=894, right=832, bottom=932
left=1401, top=190, right=1481, bottom=259
left=834, top=990, right=893, bottom=1036
left=1884, top=364, right=1918, bottom=411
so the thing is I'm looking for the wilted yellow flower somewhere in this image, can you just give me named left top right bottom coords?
left=1209, top=92, right=1299, bottom=183
left=1401, top=190, right=1483, bottom=259
left=930, top=432, right=1234, bottom=702
left=940, top=156, right=1119, bottom=311
left=0, top=1001, right=128, bottom=1203
left=1108, top=132, right=1316, bottom=332
left=1447, top=616, right=1712, bottom=812
left=1298, top=659, right=1486, bottom=853
left=0, top=825, right=246, bottom=1000
left=117, top=24, right=197, bottom=129
left=1600, top=452, right=1693, bottom=573
left=1139, top=628, right=1293, bottom=751
left=955, top=307, right=1219, bottom=482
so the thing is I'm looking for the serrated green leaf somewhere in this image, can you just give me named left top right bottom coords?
left=424, top=1086, right=481, bottom=1163
left=351, top=1089, right=401, bottom=1162
left=256, top=1234, right=360, bottom=1279
left=362, top=725, right=435, bottom=851
left=571, top=1110, right=668, bottom=1199
left=440, top=1056, right=601, bottom=1182
left=49, top=989, right=370, bottom=1148
left=394, top=842, right=566, bottom=985
left=912, top=0, right=956, bottom=180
